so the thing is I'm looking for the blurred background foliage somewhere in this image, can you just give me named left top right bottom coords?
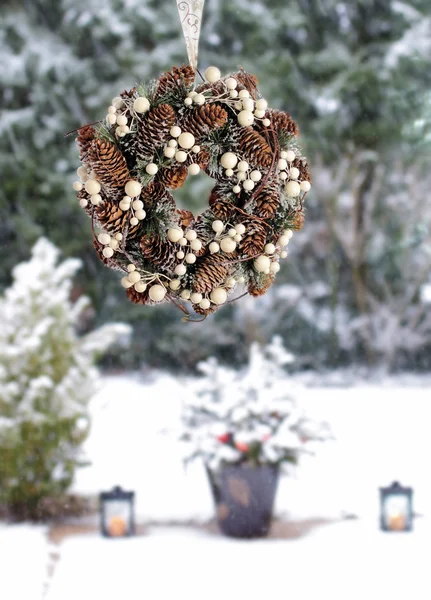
left=1, top=0, right=431, bottom=373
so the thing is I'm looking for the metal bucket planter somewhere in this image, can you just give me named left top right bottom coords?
left=206, top=464, right=279, bottom=538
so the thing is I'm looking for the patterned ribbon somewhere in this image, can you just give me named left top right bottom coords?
left=176, top=0, right=205, bottom=71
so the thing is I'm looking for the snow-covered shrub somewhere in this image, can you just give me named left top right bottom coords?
left=0, top=238, right=130, bottom=519
left=181, top=337, right=330, bottom=472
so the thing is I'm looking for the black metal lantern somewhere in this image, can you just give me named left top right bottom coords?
left=99, top=486, right=135, bottom=537
left=380, top=481, right=413, bottom=532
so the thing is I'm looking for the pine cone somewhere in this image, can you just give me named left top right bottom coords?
left=93, top=239, right=122, bottom=270
left=180, top=104, right=228, bottom=141
left=140, top=233, right=175, bottom=271
left=248, top=274, right=274, bottom=297
left=138, top=104, right=176, bottom=158
left=177, top=209, right=195, bottom=228
left=76, top=125, right=95, bottom=159
left=194, top=148, right=210, bottom=171
left=290, top=210, right=305, bottom=231
left=141, top=181, right=169, bottom=208
left=192, top=255, right=229, bottom=294
left=238, top=218, right=268, bottom=257
left=157, top=65, right=195, bottom=96
left=87, top=139, right=130, bottom=188
left=234, top=71, right=259, bottom=99
left=254, top=181, right=280, bottom=219
left=157, top=165, right=188, bottom=190
left=293, top=157, right=311, bottom=183
left=238, top=129, right=273, bottom=169
left=126, top=286, right=152, bottom=305
left=192, top=303, right=217, bottom=317
left=95, top=201, right=140, bottom=239
left=269, top=110, right=299, bottom=137
left=209, top=186, right=236, bottom=220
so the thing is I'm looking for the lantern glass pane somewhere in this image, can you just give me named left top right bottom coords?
left=103, top=499, right=131, bottom=536
left=383, top=494, right=409, bottom=531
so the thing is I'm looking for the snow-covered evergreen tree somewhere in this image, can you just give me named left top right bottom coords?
left=181, top=337, right=330, bottom=471
left=0, top=238, right=130, bottom=519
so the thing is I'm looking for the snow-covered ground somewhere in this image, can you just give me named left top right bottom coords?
left=3, top=372, right=431, bottom=600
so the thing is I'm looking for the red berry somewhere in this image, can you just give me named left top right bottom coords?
left=216, top=433, right=230, bottom=443
left=235, top=441, right=249, bottom=453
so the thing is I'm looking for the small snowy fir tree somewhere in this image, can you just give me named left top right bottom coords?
left=181, top=337, right=330, bottom=472
left=0, top=238, right=130, bottom=519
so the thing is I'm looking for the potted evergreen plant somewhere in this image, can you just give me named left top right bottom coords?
left=181, top=337, right=330, bottom=538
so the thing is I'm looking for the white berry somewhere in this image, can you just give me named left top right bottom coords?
left=98, top=233, right=111, bottom=245
left=234, top=234, right=242, bottom=243
left=238, top=110, right=254, bottom=127
left=167, top=228, right=183, bottom=243
left=265, top=243, right=276, bottom=254
left=209, top=241, right=220, bottom=253
left=278, top=234, right=290, bottom=247
left=85, top=179, right=101, bottom=195
left=175, top=151, right=188, bottom=163
left=134, top=97, right=150, bottom=113
left=262, top=118, right=271, bottom=127
left=194, top=94, right=205, bottom=105
left=119, top=200, right=131, bottom=211
left=170, top=126, right=181, bottom=138
left=164, top=147, right=176, bottom=158
left=254, top=109, right=266, bottom=119
left=134, top=281, right=147, bottom=293
left=233, top=185, right=241, bottom=193
left=179, top=237, right=188, bottom=246
left=225, top=277, right=236, bottom=287
left=184, top=97, right=193, bottom=106
left=178, top=132, right=195, bottom=149
left=204, top=66, right=221, bottom=83
left=225, top=169, right=234, bottom=177
left=212, top=220, right=224, bottom=233
left=185, top=230, right=197, bottom=241
left=280, top=151, right=288, bottom=159
left=237, top=161, right=249, bottom=172
left=254, top=255, right=271, bottom=272
left=169, top=279, right=182, bottom=291
left=149, top=284, right=166, bottom=302
left=127, top=264, right=136, bottom=272
left=280, top=172, right=288, bottom=181
left=190, top=239, right=202, bottom=252
left=107, top=113, right=117, bottom=125
left=256, top=99, right=268, bottom=110
left=199, top=298, right=211, bottom=309
left=300, top=181, right=311, bottom=192
left=176, top=251, right=185, bottom=260
left=130, top=217, right=139, bottom=226
left=280, top=250, right=288, bottom=258
left=91, top=194, right=102, bottom=205
left=180, top=289, right=191, bottom=300
left=230, top=90, right=238, bottom=98
left=73, top=181, right=83, bottom=191
left=135, top=210, right=146, bottom=220
left=278, top=158, right=288, bottom=171
left=238, top=90, right=250, bottom=99
left=290, top=167, right=300, bottom=180
left=242, top=98, right=254, bottom=112
left=235, top=224, right=246, bottom=234
left=117, top=115, right=128, bottom=126
left=210, top=288, right=228, bottom=305
left=175, top=264, right=187, bottom=276
left=121, top=277, right=133, bottom=289
left=220, top=237, right=236, bottom=253
left=125, top=180, right=142, bottom=197
left=146, top=163, right=158, bottom=175
left=190, top=292, right=203, bottom=304
left=243, top=179, right=255, bottom=191
left=192, top=145, right=200, bottom=153
left=286, top=150, right=296, bottom=162
left=79, top=198, right=88, bottom=208
left=169, top=139, right=178, bottom=148
left=128, top=270, right=141, bottom=284
left=103, top=247, right=114, bottom=258
left=185, top=253, right=196, bottom=264
left=228, top=228, right=236, bottom=237
left=250, top=170, right=262, bottom=182
left=270, top=262, right=280, bottom=274
left=221, top=152, right=238, bottom=169
left=285, top=181, right=301, bottom=197
left=225, top=77, right=237, bottom=90
left=188, top=164, right=200, bottom=176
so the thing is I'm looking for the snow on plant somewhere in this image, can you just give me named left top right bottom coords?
left=181, top=337, right=331, bottom=471
left=0, top=238, right=131, bottom=519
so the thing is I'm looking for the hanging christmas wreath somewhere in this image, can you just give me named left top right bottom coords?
left=72, top=64, right=311, bottom=320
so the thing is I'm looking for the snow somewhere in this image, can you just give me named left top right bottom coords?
left=0, top=524, right=51, bottom=600
left=46, top=521, right=431, bottom=600
left=72, top=373, right=431, bottom=522
left=3, top=372, right=431, bottom=599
